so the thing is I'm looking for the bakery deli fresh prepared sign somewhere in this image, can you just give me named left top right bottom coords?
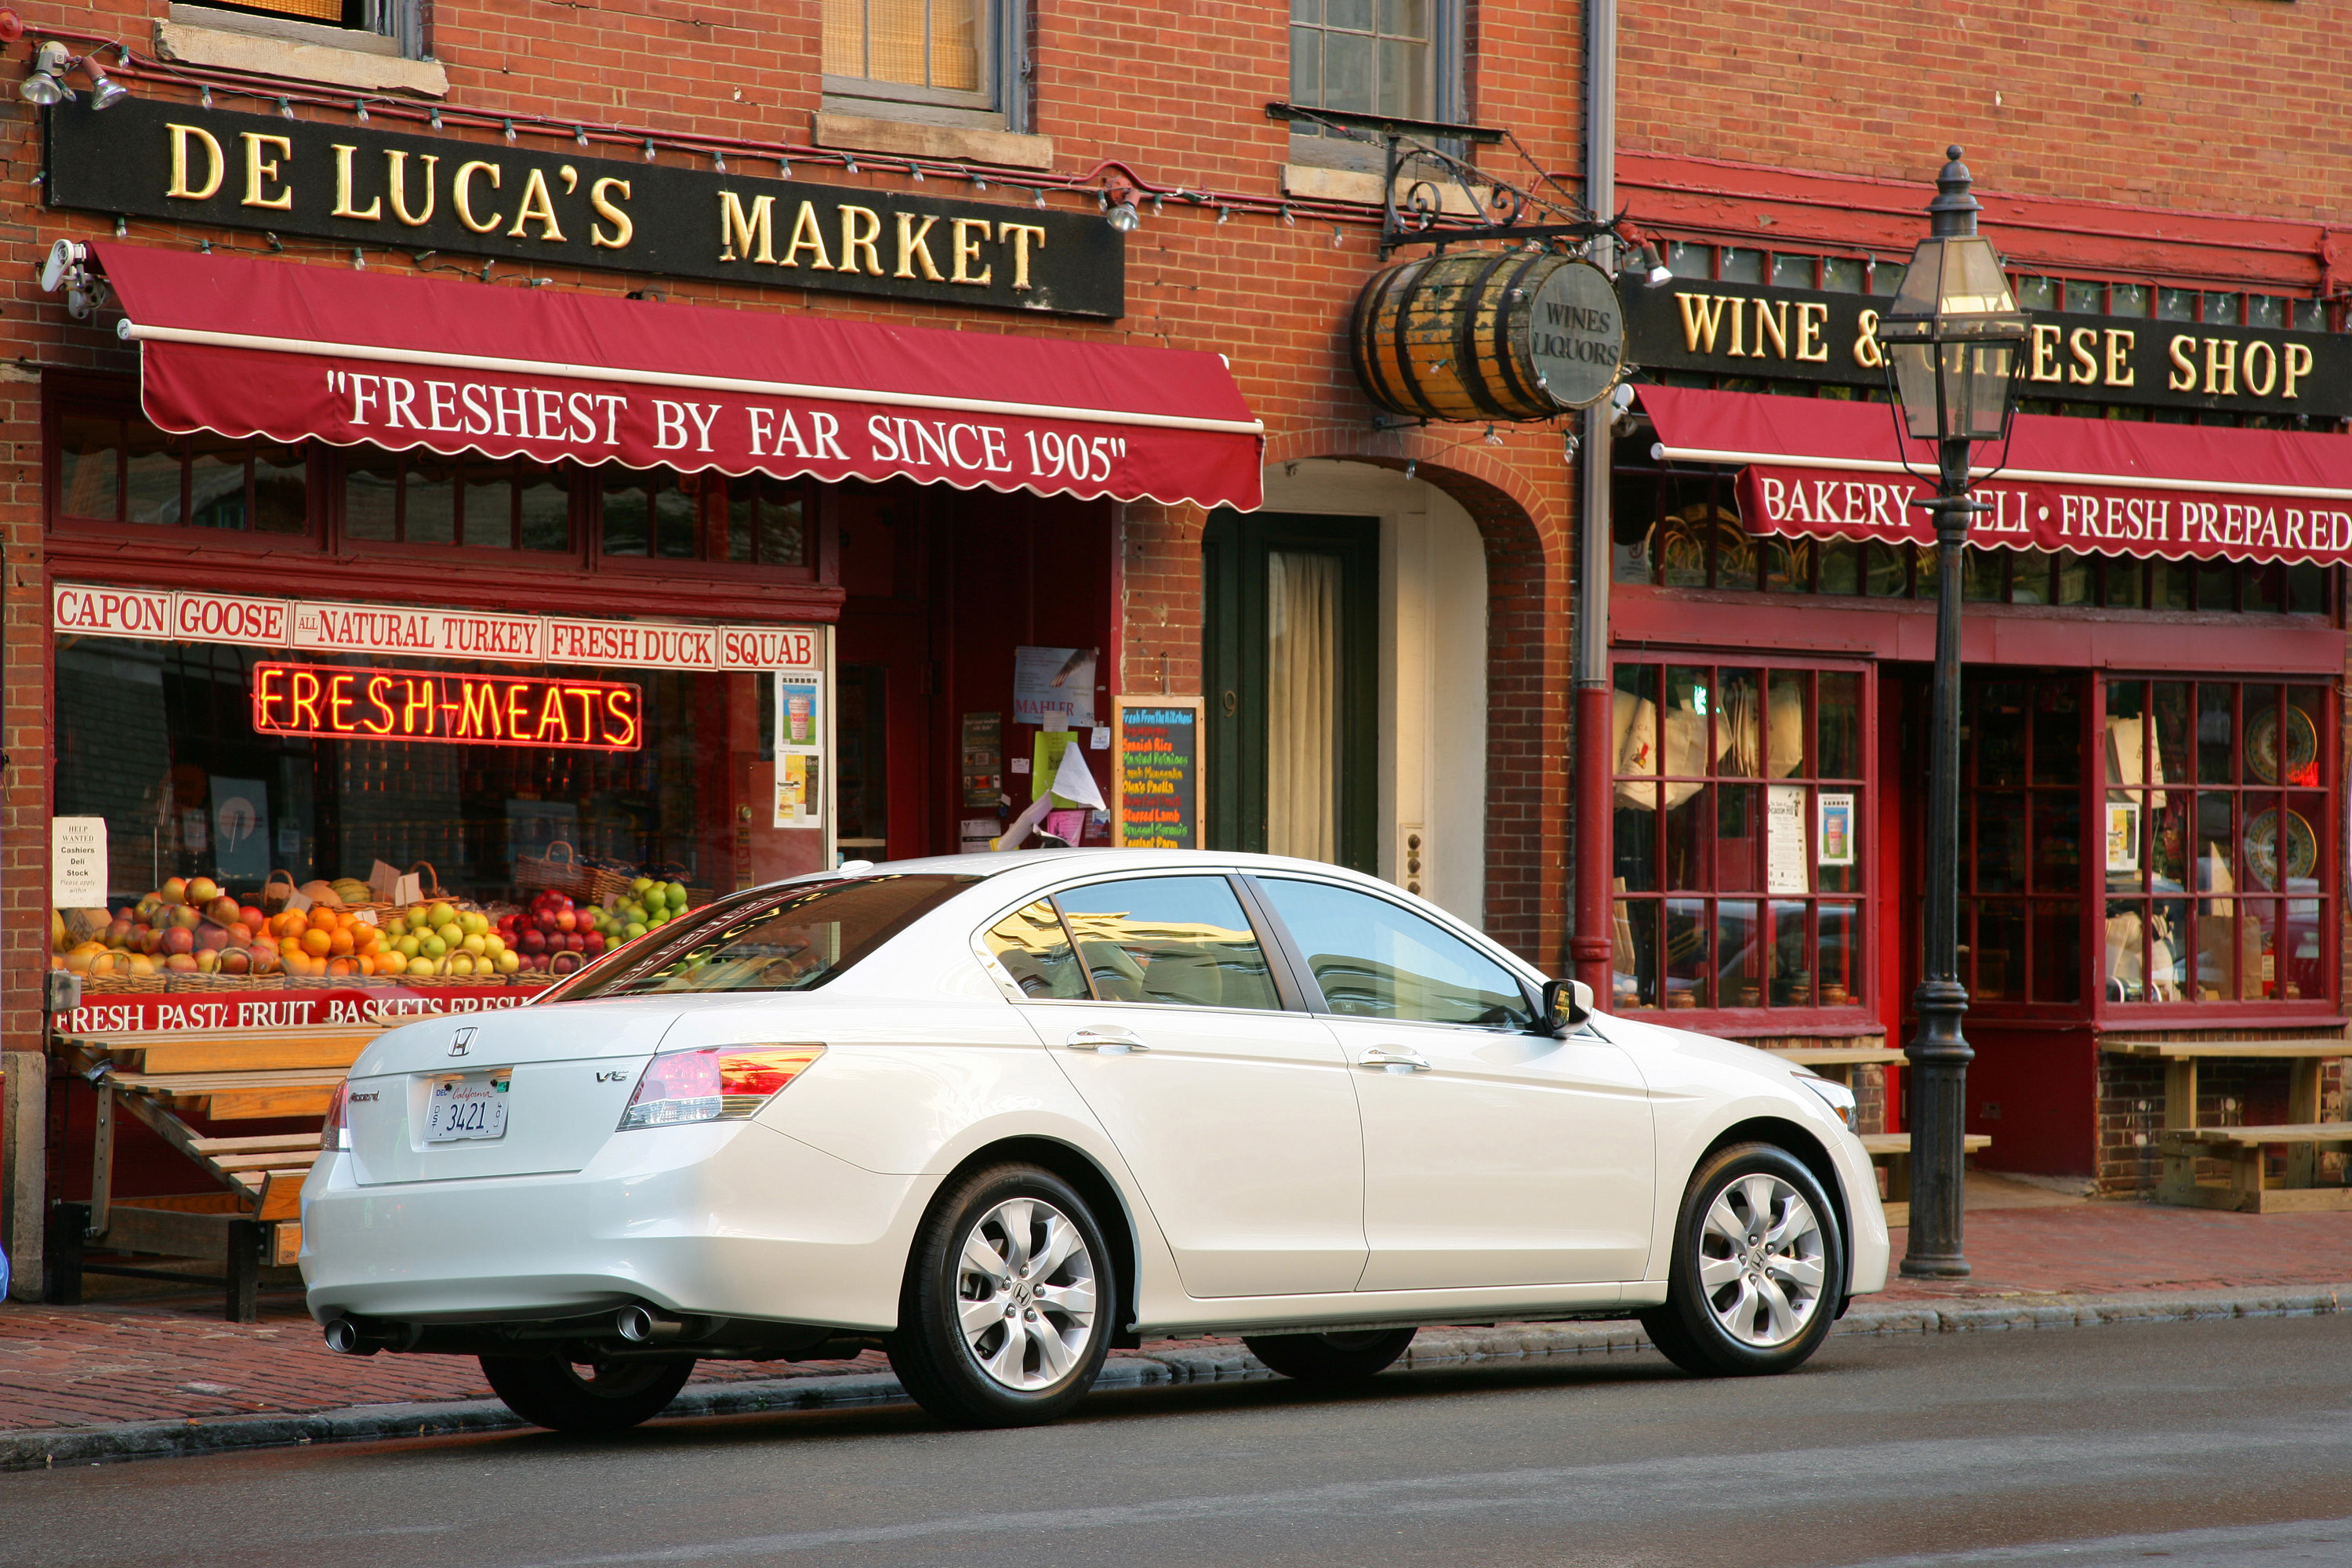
left=44, top=98, right=1123, bottom=318
left=1625, top=278, right=2352, bottom=419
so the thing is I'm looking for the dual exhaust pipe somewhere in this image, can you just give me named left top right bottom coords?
left=325, top=1305, right=692, bottom=1354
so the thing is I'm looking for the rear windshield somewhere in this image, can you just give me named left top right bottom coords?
left=537, top=874, right=978, bottom=1000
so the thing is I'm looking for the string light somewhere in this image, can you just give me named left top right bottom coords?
left=429, top=106, right=441, bottom=129
left=1405, top=459, right=1417, bottom=480
left=277, top=96, right=293, bottom=119
left=712, top=150, right=726, bottom=172
left=643, top=139, right=657, bottom=162
left=1216, top=206, right=1229, bottom=224
left=909, top=162, right=924, bottom=183
left=844, top=155, right=858, bottom=173
left=1484, top=424, right=1502, bottom=446
left=1033, top=187, right=1047, bottom=209
left=779, top=154, right=793, bottom=178
left=354, top=99, right=368, bottom=123
left=1330, top=225, right=1344, bottom=248
left=1280, top=205, right=1294, bottom=227
left=1151, top=194, right=1163, bottom=216
left=971, top=169, right=985, bottom=191
left=575, top=125, right=590, bottom=147
left=199, top=85, right=212, bottom=109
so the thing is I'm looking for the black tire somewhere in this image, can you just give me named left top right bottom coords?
left=1639, top=1142, right=1844, bottom=1378
left=1243, top=1328, right=1417, bottom=1385
left=888, top=1162, right=1116, bottom=1428
left=478, top=1352, right=695, bottom=1433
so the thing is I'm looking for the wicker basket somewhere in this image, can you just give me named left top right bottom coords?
left=167, top=973, right=245, bottom=993
left=514, top=841, right=590, bottom=902
left=84, top=972, right=169, bottom=993
left=260, top=869, right=300, bottom=913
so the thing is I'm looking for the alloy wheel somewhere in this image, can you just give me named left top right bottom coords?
left=955, top=1196, right=1098, bottom=1390
left=1696, top=1172, right=1827, bottom=1348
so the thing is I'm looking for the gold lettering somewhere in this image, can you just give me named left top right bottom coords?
left=894, top=211, right=942, bottom=279
left=1853, top=308, right=1882, bottom=368
left=718, top=191, right=775, bottom=263
left=1000, top=222, right=1047, bottom=291
left=779, top=201, right=833, bottom=270
left=1727, top=293, right=1747, bottom=357
left=2285, top=341, right=2313, bottom=399
left=2203, top=336, right=2237, bottom=397
left=2067, top=326, right=2099, bottom=386
left=840, top=204, right=883, bottom=275
left=951, top=218, right=993, bottom=285
left=2166, top=333, right=2198, bottom=392
left=2031, top=323, right=2063, bottom=383
left=454, top=161, right=503, bottom=234
left=1794, top=301, right=1829, bottom=362
left=166, top=124, right=224, bottom=201
left=239, top=132, right=293, bottom=211
left=506, top=167, right=565, bottom=242
left=2103, top=328, right=2134, bottom=387
left=2242, top=339, right=2279, bottom=397
left=331, top=144, right=383, bottom=221
left=1677, top=292, right=1733, bottom=354
left=385, top=150, right=437, bottom=226
left=1753, top=298, right=1790, bottom=358
left=590, top=177, right=633, bottom=249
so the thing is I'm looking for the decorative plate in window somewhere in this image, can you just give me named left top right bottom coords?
left=2244, top=807, right=2318, bottom=889
left=2245, top=705, right=2318, bottom=786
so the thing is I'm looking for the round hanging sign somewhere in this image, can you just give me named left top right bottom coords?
left=1350, top=251, right=1628, bottom=422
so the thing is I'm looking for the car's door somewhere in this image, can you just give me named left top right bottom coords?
left=1249, top=875, right=1655, bottom=1290
left=982, top=874, right=1367, bottom=1298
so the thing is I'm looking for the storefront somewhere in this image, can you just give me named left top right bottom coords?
left=1602, top=246, right=2352, bottom=1189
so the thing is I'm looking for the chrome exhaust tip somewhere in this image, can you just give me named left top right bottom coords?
left=323, top=1318, right=374, bottom=1355
left=614, top=1305, right=683, bottom=1343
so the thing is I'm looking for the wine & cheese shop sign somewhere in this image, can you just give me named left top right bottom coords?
left=44, top=97, right=1124, bottom=319
left=1624, top=278, right=2352, bottom=419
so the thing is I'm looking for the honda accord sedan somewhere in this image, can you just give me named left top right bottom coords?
left=302, top=850, right=1889, bottom=1431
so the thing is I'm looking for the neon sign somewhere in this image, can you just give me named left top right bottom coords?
left=250, top=662, right=643, bottom=751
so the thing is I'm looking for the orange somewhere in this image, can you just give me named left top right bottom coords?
left=328, top=928, right=355, bottom=956
left=327, top=956, right=358, bottom=977
left=300, top=927, right=332, bottom=958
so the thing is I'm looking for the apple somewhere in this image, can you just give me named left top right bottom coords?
left=482, top=935, right=506, bottom=959
left=461, top=933, right=488, bottom=956
left=554, top=910, right=578, bottom=934
left=106, top=918, right=133, bottom=946
left=408, top=956, right=434, bottom=978
left=162, top=926, right=196, bottom=956
left=549, top=950, right=582, bottom=975
left=421, top=935, right=448, bottom=959
left=187, top=877, right=221, bottom=906
left=521, top=929, right=547, bottom=955
left=435, top=921, right=463, bottom=946
left=495, top=949, right=521, bottom=975
left=582, top=931, right=606, bottom=956
left=623, top=921, right=647, bottom=940
left=197, top=923, right=230, bottom=953
left=240, top=906, right=266, bottom=931
left=194, top=950, right=220, bottom=973
left=161, top=877, right=190, bottom=906
left=169, top=904, right=203, bottom=931
left=220, top=948, right=251, bottom=975
left=396, top=935, right=422, bottom=959
left=429, top=902, right=457, bottom=928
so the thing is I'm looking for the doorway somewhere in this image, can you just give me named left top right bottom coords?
left=1202, top=510, right=1378, bottom=872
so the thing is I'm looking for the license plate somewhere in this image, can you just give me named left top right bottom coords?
left=425, top=1072, right=511, bottom=1142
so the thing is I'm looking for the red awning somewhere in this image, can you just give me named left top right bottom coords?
left=1639, top=383, right=2352, bottom=565
left=93, top=244, right=1264, bottom=511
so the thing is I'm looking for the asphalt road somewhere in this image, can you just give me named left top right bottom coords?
left=5, top=1316, right=2350, bottom=1568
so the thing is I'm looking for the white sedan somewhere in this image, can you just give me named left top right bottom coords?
left=302, top=850, right=1889, bottom=1431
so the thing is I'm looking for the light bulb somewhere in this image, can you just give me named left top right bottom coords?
left=1105, top=200, right=1139, bottom=233
left=502, top=118, right=517, bottom=143
left=278, top=96, right=295, bottom=119
left=1033, top=187, right=1047, bottom=209
left=910, top=163, right=924, bottom=182
left=575, top=126, right=590, bottom=147
left=200, top=85, right=212, bottom=109
left=643, top=140, right=657, bottom=161
left=779, top=156, right=793, bottom=178
left=713, top=151, right=726, bottom=172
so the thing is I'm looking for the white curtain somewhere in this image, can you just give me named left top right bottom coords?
left=1268, top=550, right=1340, bottom=862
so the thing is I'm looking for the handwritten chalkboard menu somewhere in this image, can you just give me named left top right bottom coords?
left=1114, top=697, right=1202, bottom=850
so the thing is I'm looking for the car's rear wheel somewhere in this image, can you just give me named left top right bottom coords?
left=889, top=1162, right=1114, bottom=1428
left=478, top=1352, right=695, bottom=1433
left=1243, top=1328, right=1416, bottom=1385
left=1640, top=1142, right=1842, bottom=1377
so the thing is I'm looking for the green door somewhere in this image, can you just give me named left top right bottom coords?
left=1202, top=510, right=1378, bottom=873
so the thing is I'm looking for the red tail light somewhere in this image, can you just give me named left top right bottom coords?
left=619, top=1044, right=825, bottom=1130
left=321, top=1079, right=353, bottom=1152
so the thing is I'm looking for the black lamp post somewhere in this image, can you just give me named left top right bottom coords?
left=1874, top=147, right=2030, bottom=1278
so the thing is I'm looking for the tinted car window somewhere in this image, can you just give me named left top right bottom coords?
left=543, top=874, right=977, bottom=1000
left=1051, top=877, right=1283, bottom=1011
left=1255, top=877, right=1534, bottom=1028
left=983, top=900, right=1087, bottom=998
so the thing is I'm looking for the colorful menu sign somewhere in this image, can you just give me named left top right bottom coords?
left=1114, top=697, right=1201, bottom=850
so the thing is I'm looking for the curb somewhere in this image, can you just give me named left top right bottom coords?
left=5, top=1283, right=2343, bottom=1472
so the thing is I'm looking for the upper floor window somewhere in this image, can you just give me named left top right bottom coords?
left=822, top=0, right=1008, bottom=127
left=176, top=0, right=426, bottom=60
left=1287, top=0, right=1457, bottom=170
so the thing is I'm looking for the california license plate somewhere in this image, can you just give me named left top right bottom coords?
left=425, top=1072, right=510, bottom=1142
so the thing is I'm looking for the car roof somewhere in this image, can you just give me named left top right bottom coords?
left=810, top=848, right=1398, bottom=887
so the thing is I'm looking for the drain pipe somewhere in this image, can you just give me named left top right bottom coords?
left=1569, top=0, right=1619, bottom=998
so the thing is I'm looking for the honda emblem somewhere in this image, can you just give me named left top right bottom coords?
left=449, top=1025, right=477, bottom=1057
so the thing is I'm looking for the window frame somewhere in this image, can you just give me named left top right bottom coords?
left=1245, top=871, right=1541, bottom=1031
left=1951, top=673, right=2096, bottom=1017
left=1283, top=0, right=1465, bottom=172
left=1606, top=652, right=1878, bottom=1029
left=971, top=873, right=1310, bottom=1014
left=820, top=0, right=1027, bottom=131
left=2090, top=672, right=2339, bottom=1022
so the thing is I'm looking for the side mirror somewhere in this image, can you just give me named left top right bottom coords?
left=1540, top=978, right=1593, bottom=1034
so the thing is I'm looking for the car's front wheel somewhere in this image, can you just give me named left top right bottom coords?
left=1243, top=1328, right=1416, bottom=1385
left=889, top=1163, right=1115, bottom=1428
left=1640, top=1142, right=1842, bottom=1377
left=478, top=1353, right=695, bottom=1433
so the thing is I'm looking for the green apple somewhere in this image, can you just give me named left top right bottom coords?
left=623, top=921, right=647, bottom=940
left=495, top=949, right=521, bottom=975
left=421, top=934, right=448, bottom=959
left=395, top=935, right=421, bottom=959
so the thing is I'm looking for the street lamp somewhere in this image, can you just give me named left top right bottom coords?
left=1874, top=147, right=2029, bottom=1279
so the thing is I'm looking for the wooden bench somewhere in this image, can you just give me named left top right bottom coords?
left=2101, top=1037, right=2352, bottom=1211
left=50, top=1024, right=387, bottom=1320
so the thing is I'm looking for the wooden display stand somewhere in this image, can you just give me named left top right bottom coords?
left=2106, top=1037, right=2352, bottom=1214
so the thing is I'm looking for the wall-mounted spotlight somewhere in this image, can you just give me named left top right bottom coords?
left=18, top=40, right=74, bottom=105
left=1102, top=181, right=1139, bottom=233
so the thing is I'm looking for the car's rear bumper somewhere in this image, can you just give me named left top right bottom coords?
left=299, top=1120, right=922, bottom=1331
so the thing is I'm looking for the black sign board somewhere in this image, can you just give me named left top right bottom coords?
left=44, top=97, right=1124, bottom=319
left=1623, top=278, right=2352, bottom=419
left=1115, top=697, right=1200, bottom=851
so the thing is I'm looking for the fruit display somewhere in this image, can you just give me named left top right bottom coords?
left=495, top=880, right=698, bottom=976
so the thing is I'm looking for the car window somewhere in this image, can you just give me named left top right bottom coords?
left=541, top=874, right=977, bottom=1000
left=982, top=900, right=1087, bottom=999
left=1051, top=876, right=1283, bottom=1011
left=1254, top=877, right=1534, bottom=1029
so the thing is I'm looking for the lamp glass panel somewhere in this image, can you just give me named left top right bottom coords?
left=1946, top=238, right=2019, bottom=313
left=1889, top=342, right=1942, bottom=441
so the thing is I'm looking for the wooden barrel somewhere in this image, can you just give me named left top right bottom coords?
left=1349, top=250, right=1617, bottom=421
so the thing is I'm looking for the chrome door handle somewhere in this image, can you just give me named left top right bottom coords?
left=1065, top=1026, right=1150, bottom=1054
left=1356, top=1047, right=1431, bottom=1073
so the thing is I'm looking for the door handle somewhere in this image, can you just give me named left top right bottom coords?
left=1065, top=1026, right=1150, bottom=1055
left=1356, top=1047, right=1431, bottom=1073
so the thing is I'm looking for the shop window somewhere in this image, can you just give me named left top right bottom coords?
left=2063, top=280, right=2105, bottom=314
left=601, top=468, right=700, bottom=560
left=2102, top=678, right=2332, bottom=1007
left=1960, top=678, right=2085, bottom=1004
left=727, top=475, right=811, bottom=567
left=56, top=414, right=309, bottom=536
left=1287, top=0, right=1460, bottom=170
left=822, top=0, right=1014, bottom=127
left=343, top=454, right=574, bottom=551
left=1610, top=659, right=1868, bottom=1016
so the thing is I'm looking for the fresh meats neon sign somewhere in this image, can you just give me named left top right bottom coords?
left=251, top=662, right=643, bottom=751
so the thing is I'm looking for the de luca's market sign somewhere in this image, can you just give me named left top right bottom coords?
left=51, top=583, right=822, bottom=672
left=43, top=97, right=1124, bottom=318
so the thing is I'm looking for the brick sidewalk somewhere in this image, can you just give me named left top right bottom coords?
left=4, top=1202, right=2349, bottom=1435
